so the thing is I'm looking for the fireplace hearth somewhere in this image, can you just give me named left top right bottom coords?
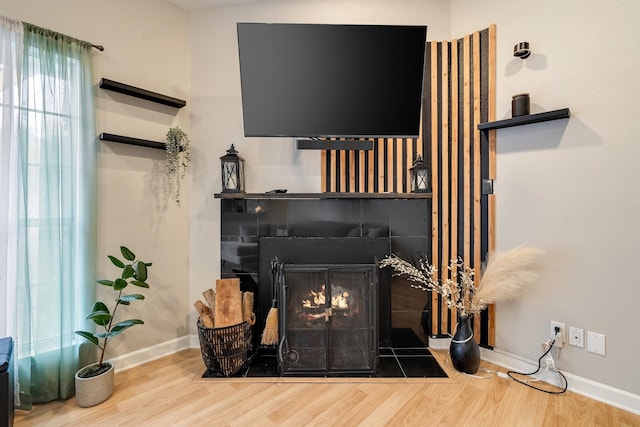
left=202, top=327, right=447, bottom=379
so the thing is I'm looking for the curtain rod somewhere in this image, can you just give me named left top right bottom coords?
left=22, top=20, right=104, bottom=52
left=1, top=15, right=104, bottom=51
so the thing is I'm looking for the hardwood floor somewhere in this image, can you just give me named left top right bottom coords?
left=14, top=348, right=640, bottom=426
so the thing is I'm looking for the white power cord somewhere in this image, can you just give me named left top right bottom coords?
left=542, top=339, right=557, bottom=371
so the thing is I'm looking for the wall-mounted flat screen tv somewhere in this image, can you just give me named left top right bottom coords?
left=237, top=23, right=427, bottom=139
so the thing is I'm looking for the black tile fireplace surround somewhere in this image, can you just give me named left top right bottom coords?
left=216, top=193, right=434, bottom=374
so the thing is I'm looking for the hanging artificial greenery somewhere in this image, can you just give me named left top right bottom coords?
left=165, top=126, right=191, bottom=205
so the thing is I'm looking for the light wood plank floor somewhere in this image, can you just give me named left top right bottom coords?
left=14, top=348, right=640, bottom=426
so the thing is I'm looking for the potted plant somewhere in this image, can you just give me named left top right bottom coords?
left=74, top=246, right=151, bottom=407
left=165, top=126, right=191, bottom=206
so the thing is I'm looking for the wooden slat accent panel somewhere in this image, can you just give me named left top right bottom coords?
left=427, top=27, right=496, bottom=346
left=321, top=25, right=496, bottom=347
left=322, top=138, right=420, bottom=193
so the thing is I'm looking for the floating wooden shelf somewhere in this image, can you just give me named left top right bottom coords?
left=99, top=78, right=186, bottom=108
left=214, top=192, right=432, bottom=200
left=99, top=133, right=166, bottom=150
left=478, top=108, right=570, bottom=131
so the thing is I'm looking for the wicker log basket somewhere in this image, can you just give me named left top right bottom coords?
left=197, top=319, right=253, bottom=377
left=194, top=279, right=255, bottom=376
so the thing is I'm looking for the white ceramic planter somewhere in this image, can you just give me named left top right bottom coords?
left=75, top=362, right=114, bottom=407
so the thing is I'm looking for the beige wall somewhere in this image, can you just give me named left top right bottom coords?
left=0, top=0, right=192, bottom=360
left=4, top=0, right=639, bottom=405
left=451, top=0, right=640, bottom=396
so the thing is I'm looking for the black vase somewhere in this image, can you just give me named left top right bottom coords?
left=449, top=315, right=481, bottom=374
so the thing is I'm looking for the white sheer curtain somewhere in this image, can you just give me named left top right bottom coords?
left=0, top=15, right=22, bottom=410
left=1, top=16, right=98, bottom=408
left=16, top=23, right=97, bottom=407
left=0, top=16, right=22, bottom=343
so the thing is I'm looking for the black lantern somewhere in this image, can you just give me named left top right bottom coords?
left=409, top=155, right=430, bottom=192
left=220, top=144, right=245, bottom=193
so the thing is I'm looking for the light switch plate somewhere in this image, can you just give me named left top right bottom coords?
left=587, top=331, right=605, bottom=356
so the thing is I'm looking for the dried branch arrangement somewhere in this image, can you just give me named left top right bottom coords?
left=379, top=246, right=543, bottom=317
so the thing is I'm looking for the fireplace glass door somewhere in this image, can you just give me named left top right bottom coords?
left=279, top=264, right=377, bottom=375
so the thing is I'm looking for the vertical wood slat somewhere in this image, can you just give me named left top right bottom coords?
left=405, top=138, right=414, bottom=190
left=339, top=149, right=347, bottom=192
left=440, top=41, right=451, bottom=334
left=377, top=138, right=385, bottom=192
left=391, top=139, right=397, bottom=192
left=417, top=115, right=424, bottom=160
left=450, top=39, right=460, bottom=333
left=463, top=34, right=472, bottom=269
left=321, top=151, right=327, bottom=192
left=356, top=150, right=368, bottom=193
left=429, top=41, right=440, bottom=336
left=368, top=148, right=375, bottom=193
left=458, top=33, right=473, bottom=337
left=473, top=31, right=483, bottom=339
left=349, top=150, right=356, bottom=192
left=321, top=27, right=495, bottom=344
left=486, top=24, right=497, bottom=347
left=396, top=138, right=404, bottom=192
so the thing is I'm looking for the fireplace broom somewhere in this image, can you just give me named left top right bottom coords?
left=261, top=298, right=278, bottom=345
left=261, top=259, right=280, bottom=345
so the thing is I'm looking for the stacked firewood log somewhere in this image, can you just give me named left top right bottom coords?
left=193, top=278, right=255, bottom=328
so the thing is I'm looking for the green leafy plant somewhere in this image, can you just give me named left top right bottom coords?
left=165, top=126, right=191, bottom=205
left=75, top=246, right=151, bottom=377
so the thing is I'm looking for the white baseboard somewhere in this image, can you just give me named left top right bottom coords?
left=189, top=334, right=200, bottom=349
left=480, top=347, right=640, bottom=416
left=428, top=336, right=451, bottom=350
left=109, top=336, right=192, bottom=373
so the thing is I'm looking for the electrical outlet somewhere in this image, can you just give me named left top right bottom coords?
left=569, top=326, right=584, bottom=348
left=550, top=321, right=565, bottom=348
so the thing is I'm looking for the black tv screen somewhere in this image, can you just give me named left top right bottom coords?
left=237, top=23, right=427, bottom=138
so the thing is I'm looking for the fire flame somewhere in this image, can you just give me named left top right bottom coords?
left=302, top=285, right=350, bottom=310
left=332, top=291, right=350, bottom=309
left=302, top=284, right=325, bottom=308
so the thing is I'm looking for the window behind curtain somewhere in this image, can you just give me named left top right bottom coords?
left=20, top=47, right=82, bottom=353
left=13, top=23, right=97, bottom=408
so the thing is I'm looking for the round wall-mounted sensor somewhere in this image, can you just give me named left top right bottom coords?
left=514, top=42, right=531, bottom=59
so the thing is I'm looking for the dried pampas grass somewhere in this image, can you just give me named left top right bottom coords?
left=379, top=246, right=543, bottom=316
left=475, top=246, right=544, bottom=310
